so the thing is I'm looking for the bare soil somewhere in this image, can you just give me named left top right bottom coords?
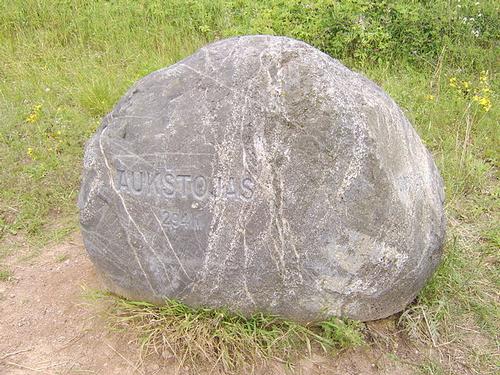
left=0, top=235, right=422, bottom=374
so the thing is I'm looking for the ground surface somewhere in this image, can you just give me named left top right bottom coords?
left=0, top=235, right=426, bottom=375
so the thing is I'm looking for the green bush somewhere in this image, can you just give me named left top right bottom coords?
left=223, top=0, right=499, bottom=69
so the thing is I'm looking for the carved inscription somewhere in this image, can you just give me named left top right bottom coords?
left=160, top=209, right=203, bottom=231
left=116, top=167, right=255, bottom=201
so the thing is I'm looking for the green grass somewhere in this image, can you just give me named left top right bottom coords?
left=0, top=0, right=498, bottom=373
left=55, top=253, right=70, bottom=263
left=90, top=292, right=363, bottom=373
left=417, top=360, right=446, bottom=375
left=0, top=266, right=12, bottom=282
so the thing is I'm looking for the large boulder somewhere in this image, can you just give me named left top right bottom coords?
left=78, top=35, right=445, bottom=322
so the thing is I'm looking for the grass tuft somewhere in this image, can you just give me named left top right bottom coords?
left=0, top=266, right=13, bottom=281
left=90, top=292, right=364, bottom=373
left=55, top=253, right=70, bottom=263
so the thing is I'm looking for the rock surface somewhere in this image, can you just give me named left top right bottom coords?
left=78, top=35, right=445, bottom=322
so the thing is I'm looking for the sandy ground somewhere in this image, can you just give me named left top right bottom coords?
left=0, top=235, right=420, bottom=375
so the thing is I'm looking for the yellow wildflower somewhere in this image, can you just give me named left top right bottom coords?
left=473, top=94, right=492, bottom=112
left=478, top=97, right=491, bottom=112
left=25, top=113, right=38, bottom=123
left=199, top=24, right=211, bottom=33
left=425, top=94, right=435, bottom=101
left=449, top=77, right=458, bottom=88
left=27, top=147, right=36, bottom=160
left=480, top=70, right=488, bottom=83
left=25, top=103, right=42, bottom=124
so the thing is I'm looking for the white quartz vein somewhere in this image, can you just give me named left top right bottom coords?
left=242, top=227, right=256, bottom=305
left=99, top=127, right=170, bottom=293
left=152, top=209, right=192, bottom=280
left=81, top=228, right=131, bottom=275
left=179, top=63, right=269, bottom=110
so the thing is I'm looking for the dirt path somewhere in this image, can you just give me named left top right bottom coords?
left=0, top=235, right=418, bottom=374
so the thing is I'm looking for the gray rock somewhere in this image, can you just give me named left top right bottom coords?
left=78, top=35, right=445, bottom=322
